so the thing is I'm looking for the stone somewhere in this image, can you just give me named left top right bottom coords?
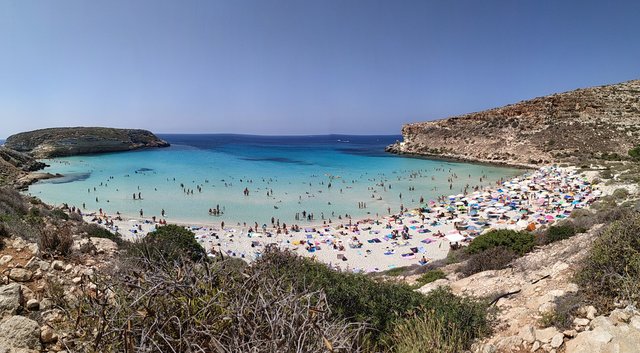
left=573, top=318, right=590, bottom=326
left=26, top=299, right=39, bottom=311
left=19, top=285, right=34, bottom=302
left=610, top=309, right=632, bottom=324
left=585, top=305, right=597, bottom=320
left=536, top=327, right=560, bottom=344
left=0, top=315, right=41, bottom=350
left=0, top=283, right=22, bottom=316
left=0, top=255, right=13, bottom=266
left=532, top=341, right=540, bottom=351
left=518, top=324, right=536, bottom=344
left=89, top=237, right=118, bottom=254
left=40, top=325, right=58, bottom=344
left=563, top=329, right=577, bottom=338
left=630, top=316, right=640, bottom=331
left=71, top=277, right=82, bottom=285
left=38, top=261, right=50, bottom=271
left=63, top=264, right=73, bottom=273
left=8, top=268, right=32, bottom=282
left=39, top=298, right=53, bottom=310
left=51, top=261, right=64, bottom=271
left=539, top=302, right=556, bottom=314
left=416, top=278, right=450, bottom=295
left=550, top=333, right=564, bottom=348
left=495, top=336, right=523, bottom=351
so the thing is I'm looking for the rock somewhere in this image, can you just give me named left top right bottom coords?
left=585, top=305, right=597, bottom=320
left=532, top=341, right=540, bottom=351
left=63, top=264, right=73, bottom=273
left=71, top=277, right=82, bottom=285
left=610, top=308, right=632, bottom=324
left=0, top=284, right=22, bottom=316
left=0, top=255, right=13, bottom=266
left=40, top=325, right=58, bottom=344
left=573, top=318, right=590, bottom=326
left=38, top=261, right=49, bottom=271
left=0, top=315, right=41, bottom=350
left=39, top=298, right=53, bottom=310
left=535, top=327, right=560, bottom=344
left=495, top=336, right=522, bottom=351
left=630, top=316, right=640, bottom=331
left=550, top=333, right=564, bottom=348
left=51, top=261, right=64, bottom=271
left=539, top=302, right=556, bottom=314
left=26, top=299, right=39, bottom=311
left=8, top=268, right=32, bottom=282
left=563, top=329, right=577, bottom=338
left=89, top=237, right=118, bottom=254
left=72, top=238, right=95, bottom=254
left=5, top=127, right=170, bottom=158
left=518, top=324, right=536, bottom=344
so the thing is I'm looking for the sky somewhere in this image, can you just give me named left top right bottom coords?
left=0, top=0, right=639, bottom=137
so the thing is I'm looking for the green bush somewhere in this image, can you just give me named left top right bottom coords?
left=415, top=269, right=447, bottom=286
left=80, top=223, right=124, bottom=245
left=385, top=287, right=491, bottom=353
left=576, top=213, right=640, bottom=310
left=131, top=225, right=206, bottom=263
left=538, top=292, right=584, bottom=330
left=544, top=223, right=578, bottom=244
left=50, top=208, right=69, bottom=221
left=461, top=246, right=518, bottom=276
left=39, top=226, right=73, bottom=257
left=629, top=146, right=640, bottom=160
left=612, top=188, right=630, bottom=200
left=466, top=229, right=535, bottom=255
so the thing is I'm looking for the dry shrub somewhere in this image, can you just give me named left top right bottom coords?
left=0, top=187, right=28, bottom=217
left=576, top=212, right=640, bottom=311
left=461, top=246, right=518, bottom=277
left=39, top=225, right=73, bottom=257
left=58, top=255, right=366, bottom=353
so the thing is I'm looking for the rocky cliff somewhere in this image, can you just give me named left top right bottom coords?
left=387, top=79, right=640, bottom=167
left=0, top=147, right=53, bottom=188
left=5, top=127, right=170, bottom=158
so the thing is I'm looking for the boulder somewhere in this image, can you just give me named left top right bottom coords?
left=0, top=255, right=13, bottom=267
left=89, top=237, right=118, bottom=254
left=0, top=284, right=22, bottom=316
left=0, top=315, right=41, bottom=350
left=518, top=324, right=536, bottom=344
left=8, top=269, right=32, bottom=282
left=39, top=326, right=57, bottom=344
left=535, top=327, right=560, bottom=344
left=550, top=333, right=564, bottom=348
left=25, top=299, right=39, bottom=311
left=51, top=261, right=64, bottom=271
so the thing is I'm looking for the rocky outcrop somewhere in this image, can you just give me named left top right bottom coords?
left=5, top=127, right=170, bottom=158
left=387, top=79, right=640, bottom=167
left=0, top=147, right=49, bottom=187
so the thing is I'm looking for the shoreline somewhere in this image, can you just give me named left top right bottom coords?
left=77, top=165, right=603, bottom=272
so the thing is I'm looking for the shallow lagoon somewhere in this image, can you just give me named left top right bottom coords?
left=27, top=134, right=523, bottom=226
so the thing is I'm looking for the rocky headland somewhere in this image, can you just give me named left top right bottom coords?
left=387, top=79, right=640, bottom=167
left=5, top=127, right=169, bottom=158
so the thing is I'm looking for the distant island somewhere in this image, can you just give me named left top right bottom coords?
left=5, top=127, right=170, bottom=158
left=387, top=79, right=640, bottom=167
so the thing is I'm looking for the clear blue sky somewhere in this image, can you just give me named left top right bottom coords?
left=1, top=0, right=639, bottom=137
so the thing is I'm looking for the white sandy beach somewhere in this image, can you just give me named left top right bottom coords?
left=80, top=166, right=602, bottom=272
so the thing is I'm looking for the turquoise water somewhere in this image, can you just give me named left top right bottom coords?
left=26, top=135, right=522, bottom=226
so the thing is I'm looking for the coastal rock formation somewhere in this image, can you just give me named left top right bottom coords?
left=0, top=147, right=50, bottom=188
left=387, top=79, right=640, bottom=167
left=5, top=127, right=170, bottom=158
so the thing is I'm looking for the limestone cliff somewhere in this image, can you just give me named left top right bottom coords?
left=5, top=127, right=170, bottom=158
left=387, top=79, right=640, bottom=167
left=0, top=147, right=51, bottom=188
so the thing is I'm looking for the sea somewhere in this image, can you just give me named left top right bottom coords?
left=23, top=134, right=522, bottom=226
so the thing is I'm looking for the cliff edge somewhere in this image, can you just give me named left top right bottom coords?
left=5, top=127, right=170, bottom=158
left=387, top=79, right=640, bottom=167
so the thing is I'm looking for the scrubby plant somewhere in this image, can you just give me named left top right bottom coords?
left=50, top=208, right=69, bottom=221
left=538, top=292, right=584, bottom=330
left=466, top=229, right=535, bottom=255
left=385, top=288, right=491, bottom=353
left=129, top=224, right=206, bottom=264
left=80, top=223, right=124, bottom=245
left=612, top=187, right=630, bottom=200
left=543, top=222, right=581, bottom=244
left=39, top=225, right=74, bottom=257
left=460, top=246, right=518, bottom=276
left=628, top=146, right=640, bottom=160
left=0, top=187, right=28, bottom=217
left=415, top=269, right=447, bottom=286
left=576, top=213, right=640, bottom=310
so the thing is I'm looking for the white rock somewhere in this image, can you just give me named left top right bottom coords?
left=536, top=327, right=560, bottom=344
left=0, top=283, right=22, bottom=316
left=0, top=255, right=13, bottom=266
left=26, top=299, right=39, bottom=311
left=550, top=333, right=564, bottom=348
left=573, top=318, right=590, bottom=326
left=51, top=260, right=65, bottom=271
left=519, top=324, right=536, bottom=344
left=586, top=305, right=597, bottom=320
left=0, top=315, right=41, bottom=350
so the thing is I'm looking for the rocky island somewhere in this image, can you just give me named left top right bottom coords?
left=5, top=127, right=170, bottom=158
left=387, top=79, right=640, bottom=167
